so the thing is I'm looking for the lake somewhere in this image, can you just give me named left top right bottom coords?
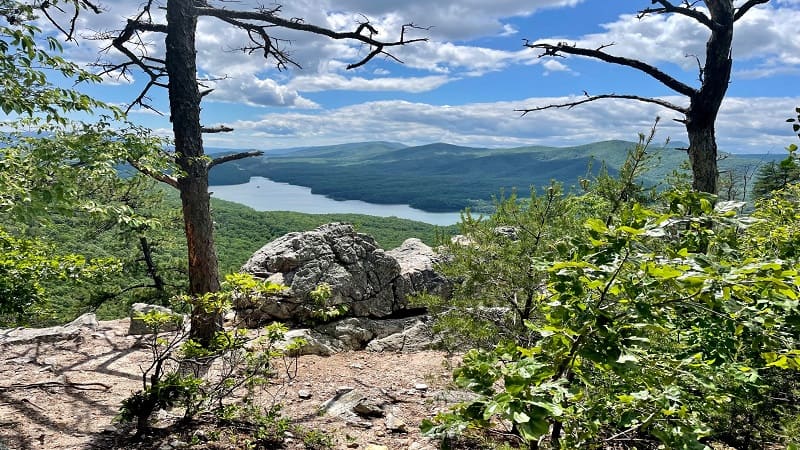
left=210, top=177, right=463, bottom=226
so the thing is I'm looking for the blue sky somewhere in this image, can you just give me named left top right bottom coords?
left=55, top=0, right=800, bottom=153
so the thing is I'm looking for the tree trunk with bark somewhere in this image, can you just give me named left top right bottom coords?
left=684, top=0, right=734, bottom=194
left=139, top=236, right=165, bottom=293
left=165, top=0, right=221, bottom=345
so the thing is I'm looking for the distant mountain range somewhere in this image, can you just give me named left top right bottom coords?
left=208, top=141, right=785, bottom=212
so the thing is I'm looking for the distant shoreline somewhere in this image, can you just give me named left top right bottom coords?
left=210, top=176, right=463, bottom=226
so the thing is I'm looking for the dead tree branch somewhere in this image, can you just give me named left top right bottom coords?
left=734, top=0, right=770, bottom=21
left=637, top=1, right=714, bottom=28
left=93, top=0, right=168, bottom=112
left=208, top=150, right=265, bottom=169
left=0, top=380, right=111, bottom=392
left=525, top=41, right=697, bottom=98
left=36, top=0, right=103, bottom=41
left=126, top=158, right=178, bottom=188
left=194, top=6, right=428, bottom=70
left=516, top=93, right=688, bottom=115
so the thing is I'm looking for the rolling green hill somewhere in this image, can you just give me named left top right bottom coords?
left=208, top=140, right=785, bottom=212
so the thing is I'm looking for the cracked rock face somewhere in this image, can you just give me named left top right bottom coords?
left=240, top=223, right=440, bottom=325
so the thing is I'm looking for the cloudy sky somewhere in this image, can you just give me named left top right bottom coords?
left=62, top=0, right=800, bottom=153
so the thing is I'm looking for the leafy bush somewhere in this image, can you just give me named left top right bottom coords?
left=117, top=274, right=302, bottom=439
left=423, top=190, right=800, bottom=449
left=418, top=129, right=662, bottom=350
left=0, top=226, right=120, bottom=325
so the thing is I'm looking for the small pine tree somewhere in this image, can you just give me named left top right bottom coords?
left=753, top=108, right=800, bottom=199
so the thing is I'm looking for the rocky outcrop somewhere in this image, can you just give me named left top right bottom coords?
left=387, top=238, right=451, bottom=301
left=127, top=303, right=185, bottom=335
left=0, top=313, right=98, bottom=346
left=365, top=320, right=437, bottom=353
left=238, top=223, right=449, bottom=326
left=278, top=316, right=437, bottom=356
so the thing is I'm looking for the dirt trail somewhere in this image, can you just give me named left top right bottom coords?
left=0, top=319, right=461, bottom=450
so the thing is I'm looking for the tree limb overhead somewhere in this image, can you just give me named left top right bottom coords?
left=208, top=151, right=265, bottom=169
left=734, top=0, right=770, bottom=21
left=126, top=158, right=178, bottom=188
left=516, top=93, right=688, bottom=116
left=525, top=41, right=698, bottom=97
left=194, top=6, right=428, bottom=70
left=637, top=1, right=714, bottom=29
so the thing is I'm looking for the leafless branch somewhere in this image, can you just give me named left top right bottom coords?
left=516, top=93, right=688, bottom=115
left=0, top=380, right=111, bottom=392
left=92, top=0, right=168, bottom=112
left=208, top=150, right=264, bottom=169
left=686, top=53, right=704, bottom=83
left=212, top=14, right=303, bottom=70
left=194, top=6, right=428, bottom=70
left=127, top=158, right=178, bottom=188
left=734, top=0, right=770, bottom=21
left=201, top=125, right=234, bottom=134
left=525, top=41, right=697, bottom=97
left=637, top=1, right=714, bottom=28
left=36, top=0, right=103, bottom=41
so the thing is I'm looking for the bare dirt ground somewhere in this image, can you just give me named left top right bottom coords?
left=0, top=319, right=463, bottom=450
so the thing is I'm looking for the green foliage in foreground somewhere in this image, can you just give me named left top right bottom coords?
left=116, top=274, right=332, bottom=449
left=423, top=186, right=800, bottom=448
left=0, top=227, right=120, bottom=324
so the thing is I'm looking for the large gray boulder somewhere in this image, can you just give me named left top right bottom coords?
left=0, top=313, right=98, bottom=346
left=240, top=223, right=403, bottom=324
left=238, top=224, right=449, bottom=327
left=387, top=238, right=451, bottom=301
left=128, top=303, right=185, bottom=335
left=277, top=317, right=436, bottom=356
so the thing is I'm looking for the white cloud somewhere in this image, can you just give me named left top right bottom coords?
left=533, top=3, right=800, bottom=79
left=203, top=95, right=800, bottom=154
left=542, top=59, right=574, bottom=76
left=57, top=1, right=572, bottom=104
left=315, top=0, right=585, bottom=41
left=499, top=24, right=519, bottom=37
left=288, top=74, right=454, bottom=93
left=208, top=76, right=319, bottom=108
left=398, top=42, right=540, bottom=76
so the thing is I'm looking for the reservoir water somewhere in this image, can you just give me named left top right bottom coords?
left=210, top=177, right=462, bottom=226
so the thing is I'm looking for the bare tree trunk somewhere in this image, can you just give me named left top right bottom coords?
left=166, top=0, right=221, bottom=345
left=685, top=0, right=734, bottom=194
left=139, top=236, right=165, bottom=292
left=686, top=123, right=719, bottom=193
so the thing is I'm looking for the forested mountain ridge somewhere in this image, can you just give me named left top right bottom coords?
left=209, top=140, right=783, bottom=212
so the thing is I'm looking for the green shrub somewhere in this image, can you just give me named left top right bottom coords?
left=117, top=274, right=302, bottom=440
left=423, top=190, right=800, bottom=449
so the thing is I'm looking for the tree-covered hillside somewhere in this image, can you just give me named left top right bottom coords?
left=209, top=140, right=783, bottom=212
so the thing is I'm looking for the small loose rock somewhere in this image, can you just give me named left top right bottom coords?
left=365, top=445, right=389, bottom=450
left=385, top=413, right=408, bottom=433
left=298, top=389, right=312, bottom=399
left=353, top=400, right=385, bottom=418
